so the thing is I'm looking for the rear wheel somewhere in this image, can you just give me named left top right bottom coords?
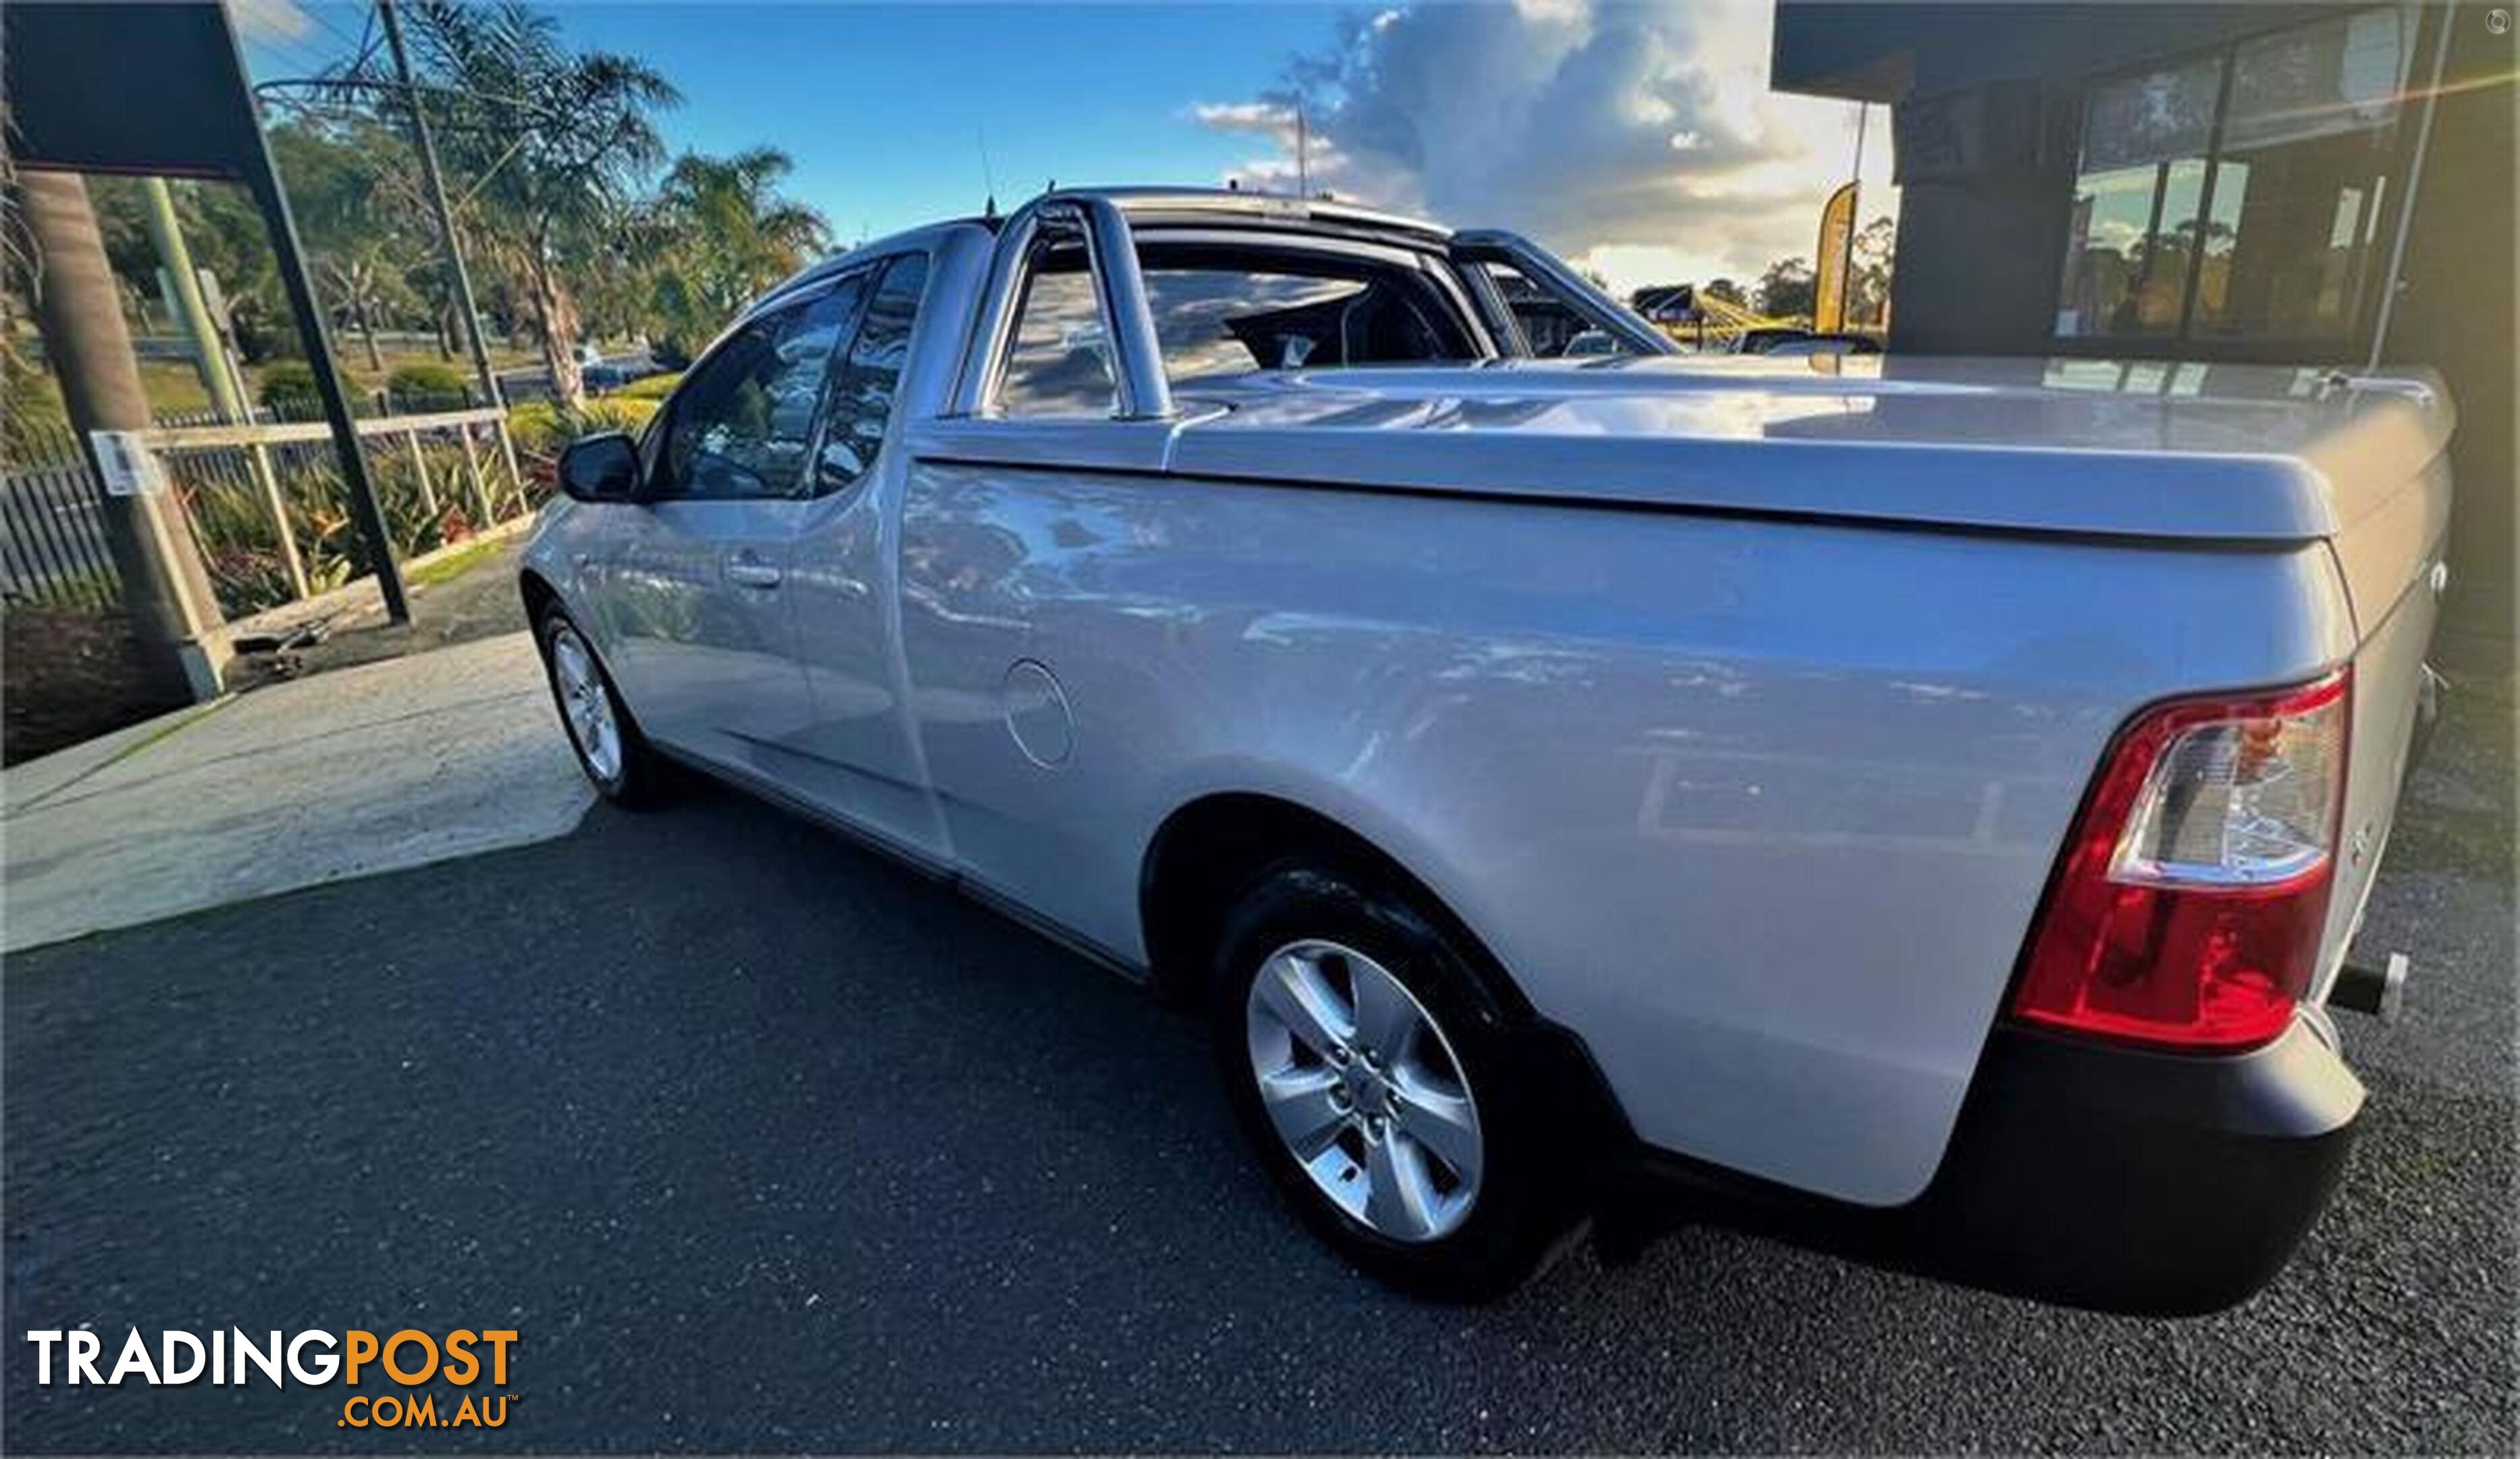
left=1211, top=861, right=1579, bottom=1300
left=537, top=607, right=667, bottom=809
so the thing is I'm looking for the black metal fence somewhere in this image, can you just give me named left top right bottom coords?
left=0, top=423, right=122, bottom=613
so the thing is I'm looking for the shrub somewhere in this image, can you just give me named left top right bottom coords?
left=177, top=464, right=357, bottom=618
left=614, top=370, right=682, bottom=401
left=1, top=351, right=70, bottom=453
left=385, top=360, right=470, bottom=409
left=169, top=429, right=511, bottom=617
left=255, top=359, right=348, bottom=420
left=506, top=397, right=658, bottom=458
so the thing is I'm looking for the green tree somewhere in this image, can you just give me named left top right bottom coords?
left=369, top=1, right=678, bottom=404
left=88, top=176, right=290, bottom=361
left=270, top=120, right=429, bottom=372
left=82, top=120, right=430, bottom=372
left=1848, top=215, right=1896, bottom=328
left=645, top=148, right=832, bottom=359
left=1756, top=256, right=1816, bottom=322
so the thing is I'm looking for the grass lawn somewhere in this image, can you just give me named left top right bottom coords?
left=405, top=534, right=515, bottom=590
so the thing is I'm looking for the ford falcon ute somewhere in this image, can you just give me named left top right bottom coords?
left=521, top=188, right=2450, bottom=1312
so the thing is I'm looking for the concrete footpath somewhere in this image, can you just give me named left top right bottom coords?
left=1, top=631, right=592, bottom=953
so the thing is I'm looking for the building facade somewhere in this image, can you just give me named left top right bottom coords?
left=1773, top=2, right=2515, bottom=663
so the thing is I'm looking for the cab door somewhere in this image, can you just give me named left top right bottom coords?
left=785, top=254, right=955, bottom=859
left=610, top=275, right=870, bottom=777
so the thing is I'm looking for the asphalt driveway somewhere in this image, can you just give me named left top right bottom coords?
left=3, top=696, right=2511, bottom=1453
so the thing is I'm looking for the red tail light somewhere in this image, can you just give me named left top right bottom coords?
left=2012, top=670, right=2351, bottom=1052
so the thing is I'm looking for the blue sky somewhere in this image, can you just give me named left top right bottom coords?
left=543, top=3, right=1348, bottom=244
left=240, top=1, right=1894, bottom=291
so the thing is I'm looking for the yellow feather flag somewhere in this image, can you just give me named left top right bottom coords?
left=1812, top=182, right=1859, bottom=334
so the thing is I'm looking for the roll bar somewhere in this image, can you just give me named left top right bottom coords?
left=947, top=196, right=1677, bottom=420
left=950, top=193, right=1175, bottom=421
left=1449, top=230, right=1677, bottom=357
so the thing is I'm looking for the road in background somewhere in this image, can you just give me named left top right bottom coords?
left=3, top=692, right=2510, bottom=1453
left=496, top=345, right=662, bottom=405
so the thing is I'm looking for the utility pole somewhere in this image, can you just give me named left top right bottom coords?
left=144, top=182, right=248, bottom=420
left=19, top=169, right=225, bottom=700
left=142, top=177, right=307, bottom=596
left=377, top=0, right=502, bottom=411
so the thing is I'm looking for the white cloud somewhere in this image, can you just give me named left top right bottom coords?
left=1193, top=101, right=1294, bottom=131
left=231, top=0, right=315, bottom=42
left=1196, top=0, right=1895, bottom=293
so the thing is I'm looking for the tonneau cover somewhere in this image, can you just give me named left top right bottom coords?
left=1149, top=356, right=2453, bottom=544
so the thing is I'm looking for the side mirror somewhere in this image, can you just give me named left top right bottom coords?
left=557, top=432, right=641, bottom=502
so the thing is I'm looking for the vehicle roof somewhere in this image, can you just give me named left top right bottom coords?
left=760, top=217, right=991, bottom=307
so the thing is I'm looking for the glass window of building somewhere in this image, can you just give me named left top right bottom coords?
left=2057, top=7, right=2413, bottom=346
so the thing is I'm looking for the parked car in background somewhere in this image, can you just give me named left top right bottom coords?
left=1729, top=326, right=1884, bottom=356
left=1756, top=332, right=1885, bottom=357
left=581, top=344, right=668, bottom=394
left=524, top=188, right=2448, bottom=1312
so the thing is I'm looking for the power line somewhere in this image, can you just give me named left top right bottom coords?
left=251, top=30, right=350, bottom=86
left=344, top=5, right=382, bottom=74
left=254, top=76, right=563, bottom=132
left=241, top=2, right=379, bottom=88
left=296, top=2, right=375, bottom=64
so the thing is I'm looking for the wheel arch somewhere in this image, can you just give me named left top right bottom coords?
left=1142, top=788, right=1633, bottom=1164
left=1138, top=790, right=1532, bottom=1022
left=518, top=567, right=562, bottom=642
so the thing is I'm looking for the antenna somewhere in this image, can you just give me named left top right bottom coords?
left=978, top=126, right=999, bottom=220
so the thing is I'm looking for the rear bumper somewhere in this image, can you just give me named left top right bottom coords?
left=1601, top=1019, right=2363, bottom=1316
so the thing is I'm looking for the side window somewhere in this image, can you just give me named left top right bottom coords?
left=997, top=253, right=1118, bottom=418
left=814, top=254, right=929, bottom=493
left=656, top=277, right=867, bottom=500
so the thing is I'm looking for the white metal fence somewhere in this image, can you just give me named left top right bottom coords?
left=1, top=402, right=531, bottom=623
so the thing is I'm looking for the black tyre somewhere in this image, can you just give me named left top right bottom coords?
left=535, top=605, right=669, bottom=809
left=1211, top=860, right=1580, bottom=1300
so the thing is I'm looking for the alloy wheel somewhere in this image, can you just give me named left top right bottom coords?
left=1244, top=938, right=1484, bottom=1242
left=549, top=625, right=623, bottom=784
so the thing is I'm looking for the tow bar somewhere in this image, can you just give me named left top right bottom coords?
left=2328, top=952, right=2410, bottom=1023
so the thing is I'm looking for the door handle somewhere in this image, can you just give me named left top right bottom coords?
left=725, top=555, right=782, bottom=589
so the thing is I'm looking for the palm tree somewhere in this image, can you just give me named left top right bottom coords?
left=366, top=3, right=678, bottom=404
left=646, top=148, right=833, bottom=359
left=271, top=120, right=425, bottom=373
left=319, top=254, right=406, bottom=372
